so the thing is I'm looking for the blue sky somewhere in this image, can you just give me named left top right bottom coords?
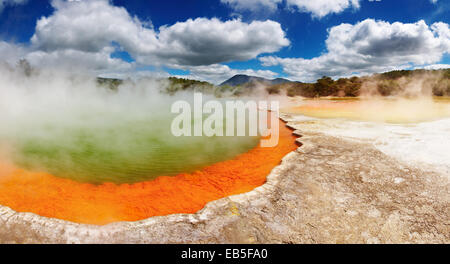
left=0, top=0, right=449, bottom=83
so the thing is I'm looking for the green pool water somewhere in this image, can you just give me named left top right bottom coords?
left=3, top=112, right=259, bottom=184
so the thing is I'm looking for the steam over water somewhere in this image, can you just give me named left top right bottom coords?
left=284, top=98, right=450, bottom=176
left=0, top=69, right=259, bottom=184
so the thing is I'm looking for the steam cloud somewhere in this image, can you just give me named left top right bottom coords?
left=0, top=64, right=260, bottom=183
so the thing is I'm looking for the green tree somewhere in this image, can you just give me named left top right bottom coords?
left=314, top=76, right=337, bottom=96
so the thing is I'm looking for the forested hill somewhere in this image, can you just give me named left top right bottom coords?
left=266, top=69, right=450, bottom=97
left=96, top=68, right=450, bottom=98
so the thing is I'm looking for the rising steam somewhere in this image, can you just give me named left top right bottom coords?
left=0, top=64, right=259, bottom=183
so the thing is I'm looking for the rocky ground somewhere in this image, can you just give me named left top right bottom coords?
left=0, top=114, right=448, bottom=243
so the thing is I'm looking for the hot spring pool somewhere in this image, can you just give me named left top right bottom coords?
left=3, top=114, right=259, bottom=184
left=0, top=118, right=297, bottom=225
left=0, top=79, right=261, bottom=184
left=0, top=77, right=298, bottom=224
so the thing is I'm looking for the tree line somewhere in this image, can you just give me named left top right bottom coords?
left=267, top=69, right=450, bottom=97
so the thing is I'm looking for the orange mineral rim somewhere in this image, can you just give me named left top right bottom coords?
left=0, top=119, right=298, bottom=225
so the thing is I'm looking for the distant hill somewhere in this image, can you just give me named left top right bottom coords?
left=220, top=74, right=292, bottom=87
left=96, top=68, right=450, bottom=98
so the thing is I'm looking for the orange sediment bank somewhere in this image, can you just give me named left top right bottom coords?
left=0, top=120, right=298, bottom=225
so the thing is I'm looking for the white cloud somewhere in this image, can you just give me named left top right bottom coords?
left=146, top=18, right=289, bottom=66
left=2, top=38, right=268, bottom=83
left=223, top=0, right=360, bottom=17
left=221, top=0, right=282, bottom=12
left=0, top=0, right=28, bottom=13
left=0, top=41, right=27, bottom=65
left=0, top=0, right=289, bottom=79
left=416, top=64, right=450, bottom=70
left=32, top=0, right=158, bottom=54
left=25, top=47, right=133, bottom=74
left=99, top=70, right=170, bottom=81
left=30, top=0, right=289, bottom=69
left=0, top=0, right=284, bottom=82
left=261, top=19, right=450, bottom=82
left=287, top=0, right=360, bottom=18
